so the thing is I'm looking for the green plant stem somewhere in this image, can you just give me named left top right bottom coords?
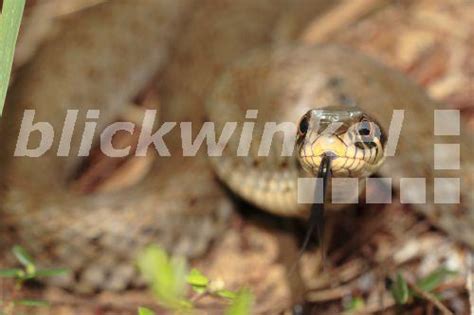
left=0, top=0, right=26, bottom=115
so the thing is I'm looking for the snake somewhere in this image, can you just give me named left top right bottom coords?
left=0, top=0, right=473, bottom=294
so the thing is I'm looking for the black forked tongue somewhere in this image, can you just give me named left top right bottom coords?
left=300, top=154, right=332, bottom=264
left=311, top=155, right=332, bottom=263
left=290, top=155, right=332, bottom=315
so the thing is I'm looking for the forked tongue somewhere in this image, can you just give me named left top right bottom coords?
left=289, top=154, right=332, bottom=274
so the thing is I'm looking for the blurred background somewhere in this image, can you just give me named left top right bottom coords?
left=2, top=0, right=473, bottom=314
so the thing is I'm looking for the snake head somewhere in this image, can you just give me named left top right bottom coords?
left=296, top=107, right=386, bottom=178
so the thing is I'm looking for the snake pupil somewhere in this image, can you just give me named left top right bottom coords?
left=357, top=121, right=371, bottom=136
left=299, top=116, right=309, bottom=135
left=359, top=128, right=370, bottom=135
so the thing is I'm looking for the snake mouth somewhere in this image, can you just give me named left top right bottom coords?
left=298, top=135, right=382, bottom=177
left=300, top=150, right=383, bottom=178
left=302, top=135, right=348, bottom=159
left=319, top=151, right=338, bottom=159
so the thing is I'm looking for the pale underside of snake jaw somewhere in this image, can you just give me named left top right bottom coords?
left=0, top=0, right=473, bottom=293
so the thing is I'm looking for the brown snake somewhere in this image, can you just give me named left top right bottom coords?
left=0, top=0, right=473, bottom=293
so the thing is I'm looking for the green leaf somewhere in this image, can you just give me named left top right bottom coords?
left=15, top=299, right=49, bottom=307
left=416, top=267, right=457, bottom=293
left=0, top=0, right=26, bottom=115
left=225, top=289, right=253, bottom=315
left=137, top=245, right=191, bottom=310
left=0, top=268, right=21, bottom=278
left=345, top=296, right=365, bottom=311
left=391, top=273, right=410, bottom=305
left=191, top=285, right=207, bottom=294
left=138, top=306, right=156, bottom=315
left=12, top=246, right=35, bottom=269
left=187, top=269, right=209, bottom=287
left=35, top=268, right=69, bottom=278
left=216, top=289, right=237, bottom=300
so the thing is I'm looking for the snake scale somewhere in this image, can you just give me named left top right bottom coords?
left=0, top=0, right=473, bottom=293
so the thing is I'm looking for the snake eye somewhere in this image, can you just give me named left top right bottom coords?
left=357, top=121, right=371, bottom=136
left=298, top=115, right=310, bottom=135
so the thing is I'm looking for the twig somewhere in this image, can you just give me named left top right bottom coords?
left=305, top=283, right=353, bottom=302
left=407, top=280, right=453, bottom=315
left=300, top=0, right=388, bottom=44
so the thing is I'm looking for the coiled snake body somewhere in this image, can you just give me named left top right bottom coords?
left=0, top=1, right=473, bottom=292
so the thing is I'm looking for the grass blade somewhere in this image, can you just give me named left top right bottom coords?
left=34, top=268, right=69, bottom=278
left=15, top=299, right=49, bottom=307
left=391, top=273, right=410, bottom=305
left=0, top=0, right=26, bottom=115
left=12, top=245, right=34, bottom=268
left=0, top=268, right=21, bottom=278
left=416, top=267, right=456, bottom=293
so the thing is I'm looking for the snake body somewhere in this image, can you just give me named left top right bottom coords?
left=0, top=0, right=473, bottom=292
